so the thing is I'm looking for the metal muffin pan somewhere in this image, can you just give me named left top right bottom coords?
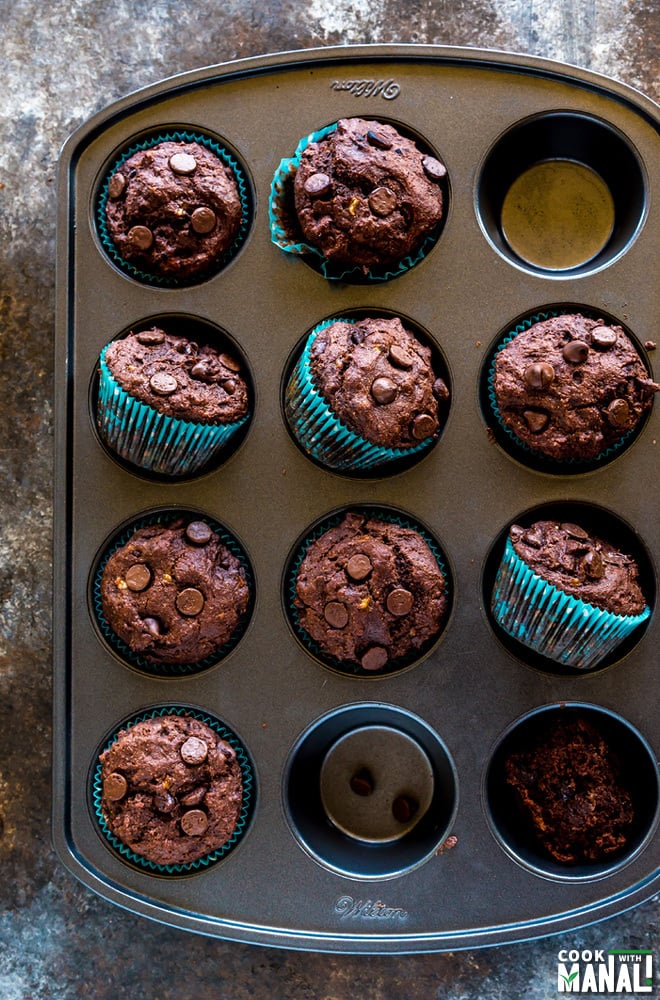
left=54, top=45, right=659, bottom=952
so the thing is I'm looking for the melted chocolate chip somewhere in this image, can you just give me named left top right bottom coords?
left=169, top=152, right=197, bottom=175
left=523, top=409, right=550, bottom=433
left=562, top=340, right=590, bottom=364
left=368, top=186, right=397, bottom=217
left=346, top=553, right=372, bottom=582
left=366, top=129, right=392, bottom=150
left=388, top=344, right=414, bottom=369
left=104, top=772, right=128, bottom=802
left=304, top=172, right=331, bottom=197
left=583, top=549, right=604, bottom=579
left=606, top=398, right=630, bottom=426
left=218, top=352, right=241, bottom=372
left=176, top=588, right=205, bottom=617
left=180, top=809, right=208, bottom=836
left=361, top=646, right=388, bottom=671
left=190, top=206, right=217, bottom=234
left=180, top=786, right=208, bottom=808
left=561, top=523, right=590, bottom=541
left=421, top=156, right=447, bottom=181
left=371, top=376, right=398, bottom=404
left=153, top=792, right=176, bottom=814
left=180, top=736, right=208, bottom=765
left=136, top=328, right=165, bottom=346
left=108, top=172, right=127, bottom=199
left=411, top=413, right=436, bottom=439
left=432, top=378, right=449, bottom=401
left=149, top=372, right=178, bottom=395
left=185, top=521, right=212, bottom=545
left=324, top=601, right=349, bottom=629
left=591, top=326, right=618, bottom=350
left=142, top=617, right=161, bottom=637
left=524, top=362, right=555, bottom=390
left=125, top=563, right=151, bottom=592
left=386, top=588, right=414, bottom=616
left=127, top=225, right=153, bottom=250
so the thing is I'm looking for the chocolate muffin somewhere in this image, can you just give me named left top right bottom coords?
left=293, top=511, right=448, bottom=672
left=491, top=313, right=659, bottom=462
left=99, top=714, right=244, bottom=866
left=99, top=517, right=251, bottom=668
left=103, top=139, right=243, bottom=282
left=504, top=714, right=634, bottom=863
left=293, top=118, right=446, bottom=272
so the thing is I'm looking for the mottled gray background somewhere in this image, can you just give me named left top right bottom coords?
left=0, top=0, right=658, bottom=997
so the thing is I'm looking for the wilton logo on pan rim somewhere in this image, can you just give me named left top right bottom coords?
left=334, top=896, right=408, bottom=921
left=330, top=79, right=401, bottom=99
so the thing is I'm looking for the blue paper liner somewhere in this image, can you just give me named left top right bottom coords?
left=284, top=319, right=437, bottom=472
left=92, top=511, right=253, bottom=677
left=491, top=537, right=650, bottom=670
left=486, top=309, right=635, bottom=471
left=286, top=507, right=450, bottom=676
left=269, top=123, right=439, bottom=283
left=96, top=345, right=249, bottom=477
left=97, top=130, right=251, bottom=287
left=91, top=706, right=255, bottom=875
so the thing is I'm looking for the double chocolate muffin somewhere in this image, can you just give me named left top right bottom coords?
left=504, top=714, right=634, bottom=863
left=99, top=714, right=244, bottom=866
left=491, top=313, right=659, bottom=461
left=99, top=517, right=250, bottom=668
left=293, top=511, right=448, bottom=672
left=103, top=139, right=243, bottom=282
left=293, top=118, right=446, bottom=272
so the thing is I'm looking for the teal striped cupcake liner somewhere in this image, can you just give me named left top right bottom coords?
left=286, top=506, right=450, bottom=676
left=491, top=537, right=650, bottom=670
left=285, top=319, right=436, bottom=472
left=486, top=309, right=635, bottom=472
left=91, top=705, right=255, bottom=876
left=96, top=344, right=249, bottom=477
left=269, top=123, right=438, bottom=283
left=92, top=510, right=254, bottom=677
left=97, top=130, right=251, bottom=287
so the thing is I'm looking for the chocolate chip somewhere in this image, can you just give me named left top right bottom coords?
left=411, top=413, right=436, bottom=440
left=136, top=328, right=165, bottom=346
left=185, top=521, right=212, bottom=545
left=524, top=362, right=555, bottom=390
left=606, top=398, right=630, bottom=426
left=583, top=549, right=604, bottom=579
left=561, top=523, right=590, bottom=541
left=509, top=524, right=525, bottom=541
left=190, top=206, right=217, bottom=234
left=125, top=563, right=151, bottom=592
left=523, top=409, right=550, bottom=433
left=103, top=772, right=127, bottom=802
left=127, top=225, right=153, bottom=250
left=149, top=372, right=178, bottom=395
left=361, top=646, right=388, bottom=671
left=350, top=769, right=374, bottom=796
left=432, top=377, right=450, bottom=401
left=563, top=340, right=590, bottom=364
left=142, top=617, right=161, bottom=637
left=190, top=359, right=219, bottom=382
left=180, top=786, right=207, bottom=808
left=386, top=588, right=414, bottom=616
left=371, top=376, right=398, bottom=404
left=366, top=129, right=392, bottom=150
left=350, top=327, right=366, bottom=345
left=180, top=809, right=208, bottom=836
left=422, top=155, right=447, bottom=181
left=108, top=172, right=126, bottom=199
left=522, top=527, right=543, bottom=548
left=304, top=172, right=331, bottom=197
left=392, top=795, right=418, bottom=823
left=219, top=352, right=241, bottom=372
left=169, top=152, right=197, bottom=175
left=368, top=186, right=397, bottom=216
left=180, top=736, right=208, bottom=765
left=222, top=379, right=237, bottom=394
left=346, top=553, right=372, bottom=581
left=176, top=588, right=205, bottom=617
left=388, top=344, right=414, bottom=369
left=324, top=601, right=349, bottom=629
left=153, top=792, right=175, bottom=814
left=591, top=326, right=617, bottom=350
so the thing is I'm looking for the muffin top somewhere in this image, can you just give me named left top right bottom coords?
left=103, top=140, right=242, bottom=280
left=306, top=317, right=448, bottom=449
left=504, top=714, right=634, bottom=863
left=294, top=511, right=447, bottom=671
left=509, top=520, right=647, bottom=617
left=99, top=714, right=243, bottom=866
left=100, top=518, right=250, bottom=666
left=102, top=327, right=249, bottom=424
left=492, top=313, right=659, bottom=461
left=293, top=118, right=446, bottom=270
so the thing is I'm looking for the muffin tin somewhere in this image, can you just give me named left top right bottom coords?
left=54, top=45, right=659, bottom=952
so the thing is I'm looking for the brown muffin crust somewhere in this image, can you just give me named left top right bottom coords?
left=100, top=714, right=243, bottom=866
left=505, top=714, right=634, bottom=863
left=492, top=313, right=659, bottom=461
left=306, top=317, right=448, bottom=449
left=103, top=328, right=249, bottom=424
left=293, top=118, right=445, bottom=270
left=509, top=520, right=647, bottom=617
left=104, top=140, right=242, bottom=280
left=294, top=512, right=447, bottom=670
left=100, top=518, right=250, bottom=666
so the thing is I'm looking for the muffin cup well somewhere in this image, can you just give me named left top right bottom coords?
left=491, top=536, right=650, bottom=670
left=284, top=505, right=452, bottom=677
left=269, top=122, right=444, bottom=283
left=91, top=510, right=254, bottom=677
left=96, top=130, right=251, bottom=287
left=483, top=308, right=643, bottom=474
left=284, top=318, right=439, bottom=473
left=96, top=343, right=249, bottom=478
left=91, top=705, right=255, bottom=876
